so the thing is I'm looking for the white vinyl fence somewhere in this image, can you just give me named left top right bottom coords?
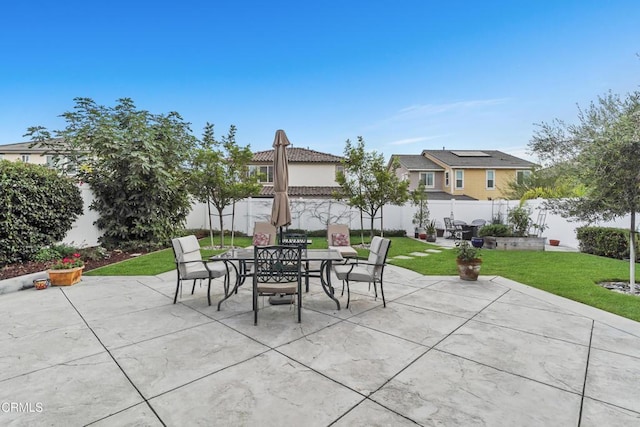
left=64, top=184, right=632, bottom=250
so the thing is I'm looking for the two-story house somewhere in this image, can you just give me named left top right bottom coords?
left=392, top=149, right=535, bottom=200
left=0, top=141, right=53, bottom=165
left=250, top=147, right=344, bottom=198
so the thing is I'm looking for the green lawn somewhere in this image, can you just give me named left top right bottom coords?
left=86, top=236, right=640, bottom=322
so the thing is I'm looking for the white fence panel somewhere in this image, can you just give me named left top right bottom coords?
left=64, top=186, right=636, bottom=250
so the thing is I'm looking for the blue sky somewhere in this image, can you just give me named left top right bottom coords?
left=1, top=1, right=639, bottom=160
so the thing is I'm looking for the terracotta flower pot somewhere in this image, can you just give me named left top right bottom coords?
left=48, top=266, right=84, bottom=286
left=549, top=239, right=560, bottom=246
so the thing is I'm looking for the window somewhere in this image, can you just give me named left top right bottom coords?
left=516, top=170, right=532, bottom=185
left=418, top=172, right=435, bottom=188
left=46, top=155, right=56, bottom=167
left=455, top=170, right=464, bottom=189
left=20, top=154, right=30, bottom=162
left=445, top=171, right=450, bottom=187
left=249, top=165, right=273, bottom=183
left=486, top=170, right=495, bottom=189
left=335, top=165, right=344, bottom=180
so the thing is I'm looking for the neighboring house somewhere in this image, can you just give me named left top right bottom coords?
left=0, top=141, right=53, bottom=166
left=391, top=149, right=535, bottom=200
left=250, top=146, right=344, bottom=198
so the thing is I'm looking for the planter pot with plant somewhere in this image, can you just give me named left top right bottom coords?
left=455, top=240, right=482, bottom=281
left=48, top=253, right=85, bottom=286
left=425, top=220, right=437, bottom=242
left=411, top=183, right=430, bottom=241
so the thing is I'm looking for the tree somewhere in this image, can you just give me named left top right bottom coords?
left=188, top=123, right=261, bottom=247
left=503, top=165, right=585, bottom=201
left=411, top=183, right=430, bottom=229
left=335, top=137, right=409, bottom=239
left=26, top=97, right=196, bottom=250
left=529, top=90, right=640, bottom=291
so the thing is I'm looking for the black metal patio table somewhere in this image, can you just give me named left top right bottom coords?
left=211, top=248, right=344, bottom=311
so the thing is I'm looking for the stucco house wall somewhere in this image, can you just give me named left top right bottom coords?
left=288, top=163, right=340, bottom=186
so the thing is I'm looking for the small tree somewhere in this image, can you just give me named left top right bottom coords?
left=335, top=137, right=409, bottom=239
left=188, top=124, right=261, bottom=248
left=411, top=183, right=429, bottom=229
left=26, top=97, right=195, bottom=250
left=529, top=90, right=640, bottom=291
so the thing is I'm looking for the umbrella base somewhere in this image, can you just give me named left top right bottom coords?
left=269, top=294, right=294, bottom=305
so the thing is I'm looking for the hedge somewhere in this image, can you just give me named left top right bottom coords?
left=0, top=160, right=83, bottom=265
left=576, top=226, right=639, bottom=260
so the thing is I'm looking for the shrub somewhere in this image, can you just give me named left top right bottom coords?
left=576, top=226, right=639, bottom=260
left=33, top=247, right=62, bottom=262
left=77, top=246, right=108, bottom=261
left=507, top=206, right=533, bottom=237
left=0, top=160, right=82, bottom=266
left=478, top=224, right=511, bottom=237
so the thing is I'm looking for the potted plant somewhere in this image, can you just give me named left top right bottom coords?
left=48, top=253, right=85, bottom=286
left=425, top=220, right=437, bottom=242
left=455, top=241, right=482, bottom=281
left=411, top=184, right=429, bottom=240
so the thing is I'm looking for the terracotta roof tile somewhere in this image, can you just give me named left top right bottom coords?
left=252, top=147, right=342, bottom=163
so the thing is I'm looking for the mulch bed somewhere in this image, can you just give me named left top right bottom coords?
left=0, top=250, right=145, bottom=281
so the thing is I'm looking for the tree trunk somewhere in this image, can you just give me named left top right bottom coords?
left=630, top=210, right=636, bottom=293
left=370, top=215, right=375, bottom=239
left=360, top=209, right=365, bottom=246
left=207, top=199, right=214, bottom=248
left=230, top=201, right=236, bottom=249
left=217, top=208, right=225, bottom=248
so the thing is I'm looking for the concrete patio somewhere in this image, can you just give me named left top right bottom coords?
left=1, top=264, right=639, bottom=426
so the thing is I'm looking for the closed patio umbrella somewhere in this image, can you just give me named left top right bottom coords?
left=270, top=129, right=292, bottom=240
left=269, top=129, right=293, bottom=305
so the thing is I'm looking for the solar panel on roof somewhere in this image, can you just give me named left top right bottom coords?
left=450, top=151, right=490, bottom=157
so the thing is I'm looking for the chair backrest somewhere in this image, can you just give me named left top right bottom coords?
left=281, top=232, right=307, bottom=248
left=327, top=224, right=351, bottom=246
left=367, top=236, right=391, bottom=278
left=253, top=245, right=302, bottom=283
left=253, top=222, right=277, bottom=246
left=171, top=235, right=203, bottom=276
left=443, top=217, right=454, bottom=229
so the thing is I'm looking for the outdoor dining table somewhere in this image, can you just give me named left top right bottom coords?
left=211, top=248, right=344, bottom=311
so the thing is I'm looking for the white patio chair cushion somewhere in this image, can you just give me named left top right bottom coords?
left=329, top=245, right=358, bottom=258
left=334, top=263, right=375, bottom=282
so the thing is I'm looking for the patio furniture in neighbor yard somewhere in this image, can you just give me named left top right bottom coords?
left=470, top=219, right=487, bottom=237
left=443, top=217, right=457, bottom=239
left=171, top=235, right=230, bottom=306
left=253, top=245, right=302, bottom=325
left=327, top=223, right=358, bottom=260
left=334, top=236, right=391, bottom=308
